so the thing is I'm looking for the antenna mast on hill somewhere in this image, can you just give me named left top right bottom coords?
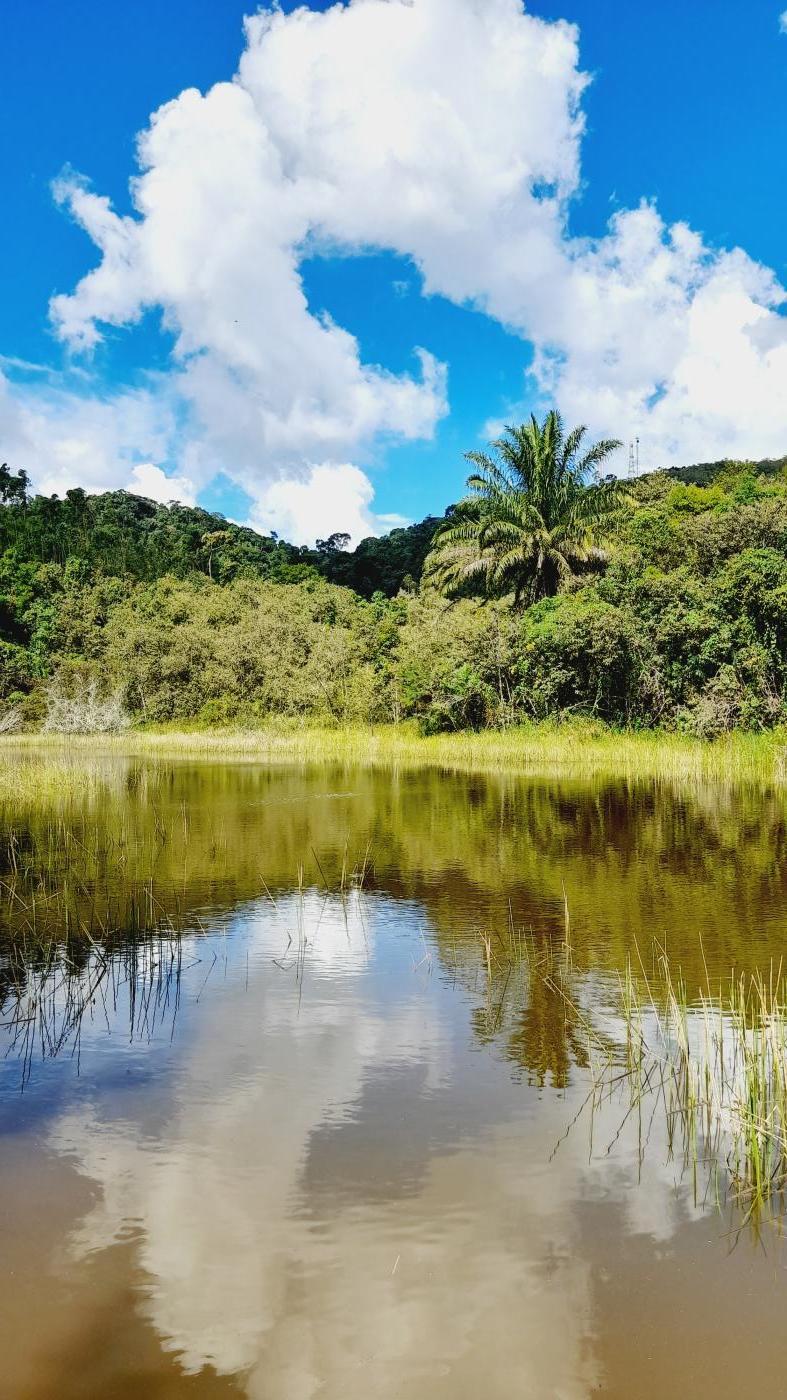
left=626, top=437, right=641, bottom=480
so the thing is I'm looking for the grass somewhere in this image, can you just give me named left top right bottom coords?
left=608, top=951, right=787, bottom=1222
left=1, top=930, right=185, bottom=1087
left=464, top=916, right=787, bottom=1225
left=3, top=717, right=787, bottom=787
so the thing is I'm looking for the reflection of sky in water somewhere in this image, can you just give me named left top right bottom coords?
left=2, top=887, right=787, bottom=1397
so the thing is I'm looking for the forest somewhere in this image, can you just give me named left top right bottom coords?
left=2, top=418, right=787, bottom=738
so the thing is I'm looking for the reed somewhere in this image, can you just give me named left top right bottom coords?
left=3, top=719, right=787, bottom=787
left=0, top=930, right=185, bottom=1087
left=454, top=914, right=787, bottom=1223
left=597, top=950, right=787, bottom=1221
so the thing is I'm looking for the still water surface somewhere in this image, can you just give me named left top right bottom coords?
left=2, top=756, right=787, bottom=1397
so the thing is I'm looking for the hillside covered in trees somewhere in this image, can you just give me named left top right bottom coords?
left=3, top=442, right=787, bottom=737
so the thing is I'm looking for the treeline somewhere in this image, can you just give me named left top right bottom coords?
left=3, top=453, right=787, bottom=735
left=0, top=464, right=438, bottom=595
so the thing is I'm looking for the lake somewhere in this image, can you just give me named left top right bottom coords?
left=2, top=752, right=787, bottom=1397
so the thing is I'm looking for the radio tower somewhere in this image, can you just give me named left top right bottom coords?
left=628, top=442, right=635, bottom=479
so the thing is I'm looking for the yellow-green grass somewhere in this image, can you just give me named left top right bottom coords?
left=2, top=719, right=787, bottom=792
left=609, top=951, right=787, bottom=1219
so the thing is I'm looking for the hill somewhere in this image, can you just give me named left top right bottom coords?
left=666, top=454, right=787, bottom=486
left=0, top=466, right=443, bottom=598
left=3, top=451, right=787, bottom=737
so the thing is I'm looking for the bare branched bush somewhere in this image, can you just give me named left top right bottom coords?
left=680, top=665, right=784, bottom=739
left=43, top=679, right=130, bottom=734
left=0, top=706, right=22, bottom=734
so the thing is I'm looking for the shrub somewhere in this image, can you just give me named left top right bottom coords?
left=515, top=592, right=646, bottom=722
left=396, top=594, right=517, bottom=731
left=678, top=661, right=784, bottom=738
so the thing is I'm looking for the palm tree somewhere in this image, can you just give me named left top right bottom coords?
left=425, top=411, right=626, bottom=606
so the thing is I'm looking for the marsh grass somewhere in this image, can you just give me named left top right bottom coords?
left=0, top=818, right=377, bottom=1088
left=606, top=951, right=787, bottom=1223
left=462, top=915, right=787, bottom=1224
left=1, top=932, right=185, bottom=1088
left=0, top=806, right=193, bottom=950
left=3, top=718, right=787, bottom=786
left=0, top=793, right=200, bottom=1075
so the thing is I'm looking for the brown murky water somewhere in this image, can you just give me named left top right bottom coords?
left=2, top=755, right=787, bottom=1397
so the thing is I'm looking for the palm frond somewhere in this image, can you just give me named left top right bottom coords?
left=429, top=413, right=629, bottom=607
left=575, top=438, right=623, bottom=478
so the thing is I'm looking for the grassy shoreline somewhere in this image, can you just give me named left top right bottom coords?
left=2, top=719, right=787, bottom=785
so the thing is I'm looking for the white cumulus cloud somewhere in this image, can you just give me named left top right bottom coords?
left=127, top=461, right=197, bottom=505
left=2, top=0, right=787, bottom=539
left=251, top=462, right=407, bottom=546
left=0, top=369, right=180, bottom=499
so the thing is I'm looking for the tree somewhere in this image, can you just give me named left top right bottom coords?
left=0, top=462, right=29, bottom=506
left=200, top=529, right=233, bottom=581
left=424, top=412, right=626, bottom=605
left=316, top=532, right=351, bottom=554
left=318, top=518, right=442, bottom=597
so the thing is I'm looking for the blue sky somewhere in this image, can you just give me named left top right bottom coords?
left=2, top=0, right=787, bottom=541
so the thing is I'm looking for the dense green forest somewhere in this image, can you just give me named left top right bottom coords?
left=3, top=430, right=787, bottom=737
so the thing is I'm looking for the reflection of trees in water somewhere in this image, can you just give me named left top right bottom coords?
left=448, top=926, right=593, bottom=1089
left=503, top=970, right=590, bottom=1089
left=472, top=968, right=581, bottom=1089
left=2, top=753, right=787, bottom=1079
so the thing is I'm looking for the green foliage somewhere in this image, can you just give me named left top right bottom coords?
left=2, top=443, right=787, bottom=734
left=395, top=594, right=517, bottom=732
left=665, top=481, right=724, bottom=514
left=0, top=638, right=32, bottom=694
left=665, top=454, right=787, bottom=487
left=0, top=462, right=29, bottom=506
left=102, top=575, right=390, bottom=724
left=0, top=484, right=442, bottom=598
left=515, top=592, right=643, bottom=722
left=425, top=411, right=625, bottom=604
left=318, top=516, right=441, bottom=598
left=0, top=487, right=315, bottom=582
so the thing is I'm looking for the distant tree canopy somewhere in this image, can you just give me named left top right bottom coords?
left=3, top=440, right=787, bottom=736
left=0, top=488, right=311, bottom=583
left=665, top=455, right=787, bottom=488
left=0, top=485, right=443, bottom=597
left=317, top=516, right=442, bottom=597
left=0, top=462, right=29, bottom=506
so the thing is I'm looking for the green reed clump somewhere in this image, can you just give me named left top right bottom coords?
left=458, top=912, right=787, bottom=1221
left=611, top=951, right=787, bottom=1219
left=0, top=931, right=186, bottom=1087
left=4, top=719, right=787, bottom=785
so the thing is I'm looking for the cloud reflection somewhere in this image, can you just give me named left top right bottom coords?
left=51, top=893, right=601, bottom=1397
